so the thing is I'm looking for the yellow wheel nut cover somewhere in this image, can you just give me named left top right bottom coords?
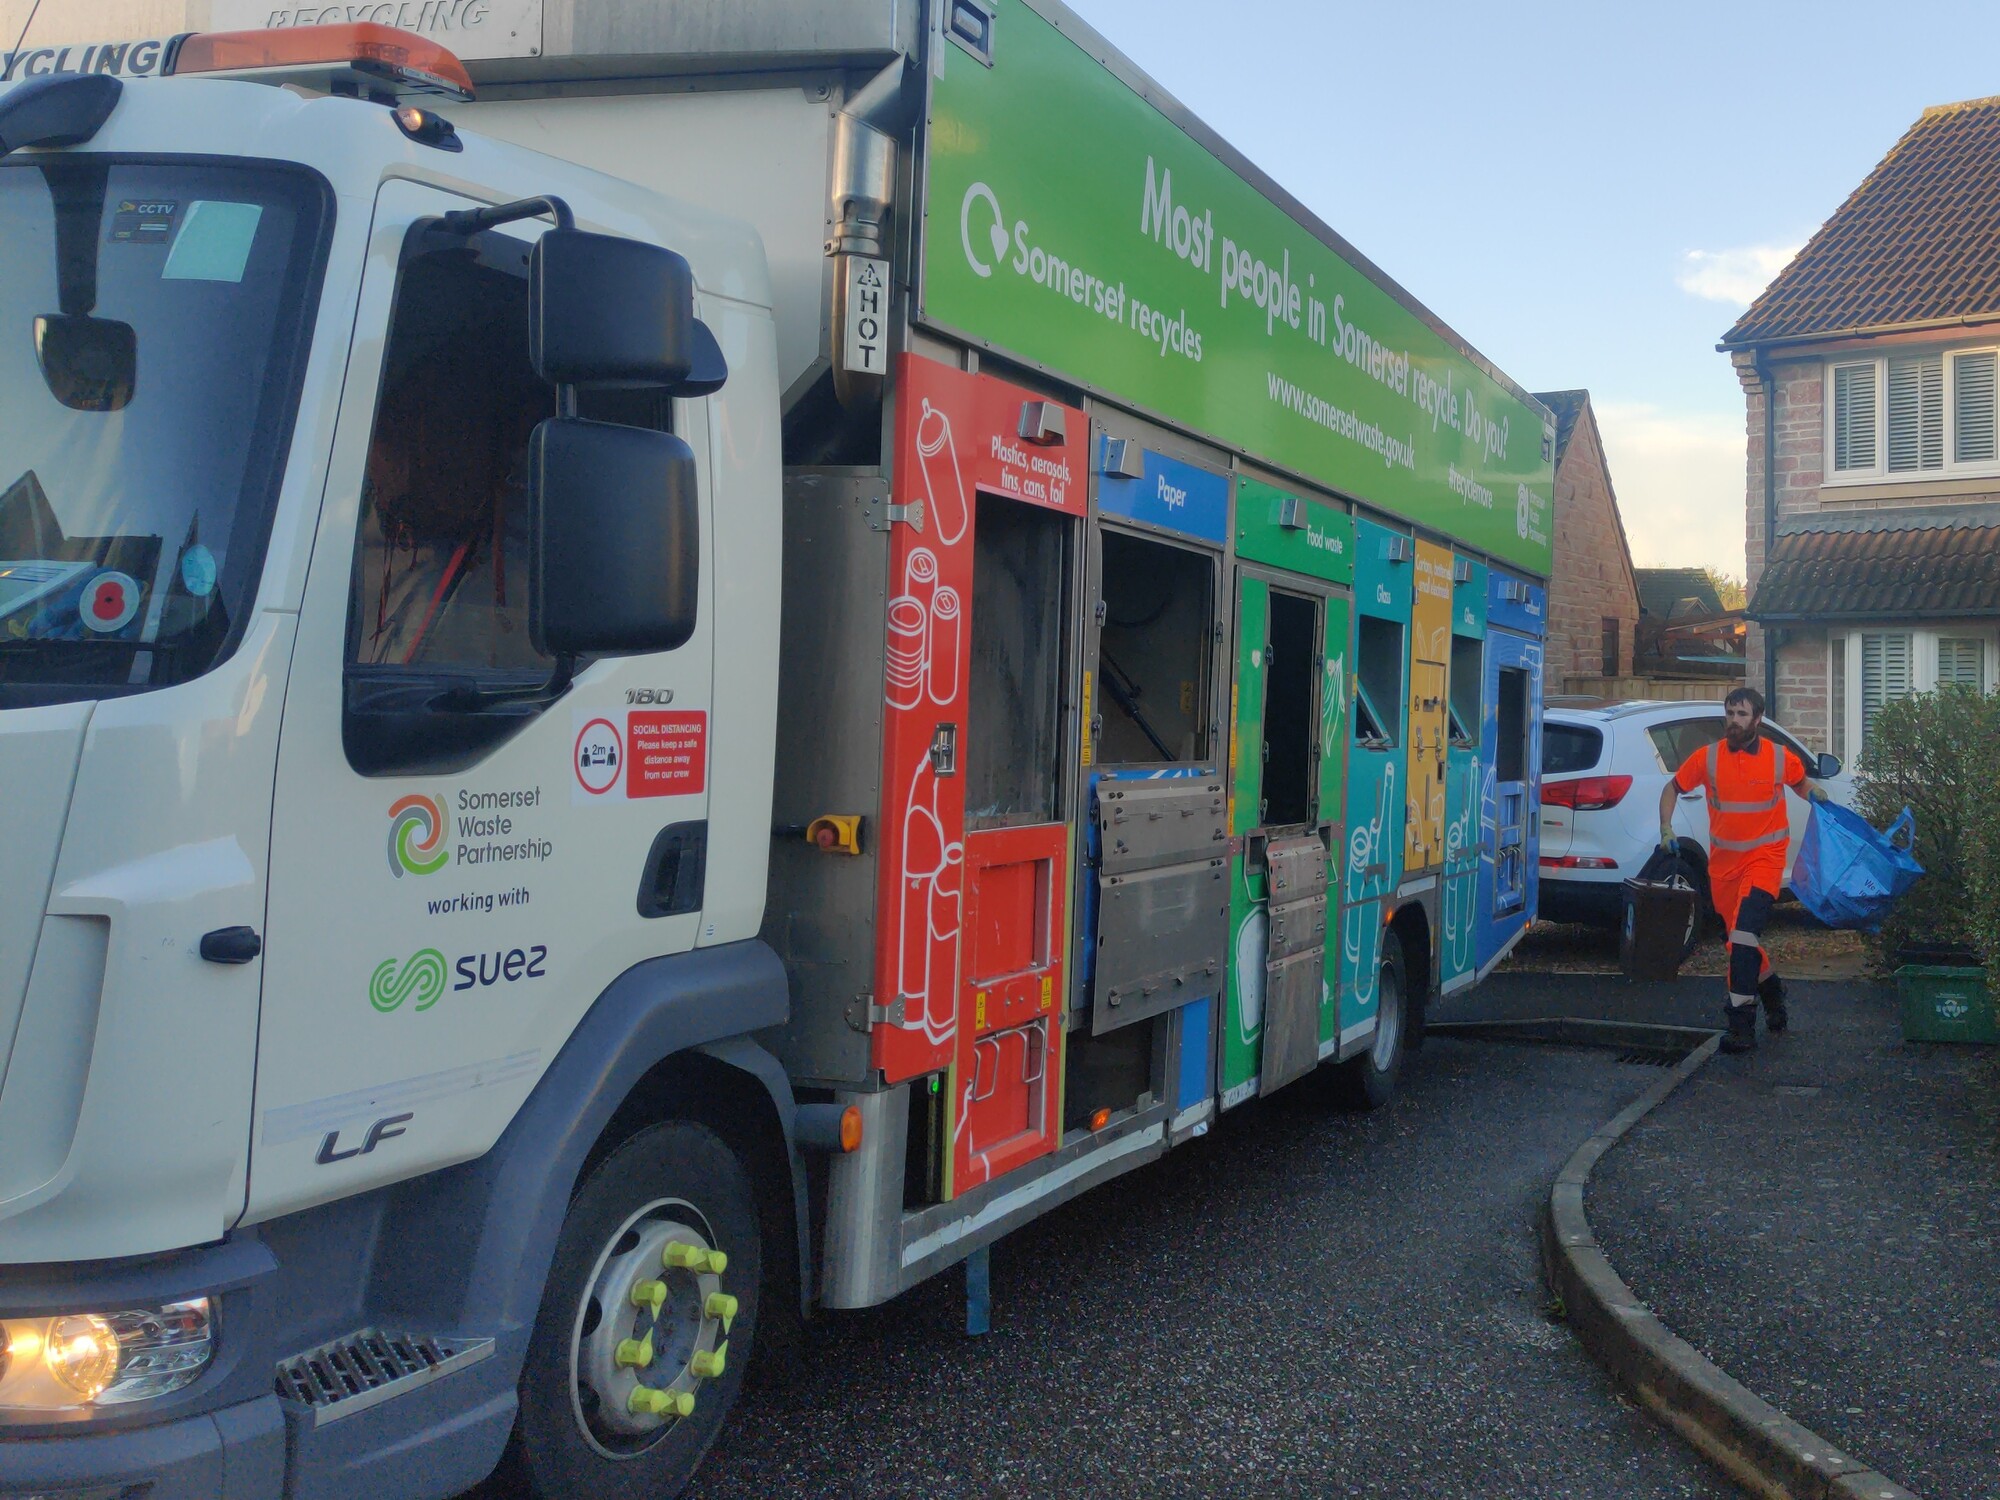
left=704, top=1292, right=739, bottom=1321
left=690, top=1341, right=728, bottom=1379
left=615, top=1334, right=654, bottom=1369
left=630, top=1279, right=668, bottom=1316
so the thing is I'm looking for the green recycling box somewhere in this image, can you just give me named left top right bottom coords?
left=1894, top=965, right=1997, bottom=1044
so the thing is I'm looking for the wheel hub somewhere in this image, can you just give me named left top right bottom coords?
left=570, top=1201, right=737, bottom=1457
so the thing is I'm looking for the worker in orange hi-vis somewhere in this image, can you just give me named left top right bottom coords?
left=1656, top=686, right=1828, bottom=1054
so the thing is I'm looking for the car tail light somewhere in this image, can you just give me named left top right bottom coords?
left=1540, top=774, right=1632, bottom=812
left=1541, top=855, right=1619, bottom=870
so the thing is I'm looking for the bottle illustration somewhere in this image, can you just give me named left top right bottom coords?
left=915, top=398, right=969, bottom=546
left=926, top=586, right=961, bottom=707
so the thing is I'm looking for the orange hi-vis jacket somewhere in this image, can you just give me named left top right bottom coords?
left=1673, top=735, right=1807, bottom=887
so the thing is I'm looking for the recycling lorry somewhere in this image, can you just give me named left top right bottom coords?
left=0, top=2, right=1554, bottom=1494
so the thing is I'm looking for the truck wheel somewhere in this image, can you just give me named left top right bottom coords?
left=1339, top=930, right=1407, bottom=1110
left=504, top=1121, right=760, bottom=1500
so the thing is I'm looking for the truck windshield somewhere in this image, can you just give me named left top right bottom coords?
left=0, top=158, right=327, bottom=708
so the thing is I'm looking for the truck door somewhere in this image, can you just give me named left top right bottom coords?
left=1072, top=436, right=1229, bottom=1145
left=1404, top=541, right=1454, bottom=872
left=868, top=357, right=1086, bottom=1198
left=1340, top=519, right=1413, bottom=1046
left=1220, top=563, right=1343, bottom=1105
left=1440, top=559, right=1487, bottom=992
left=1476, top=573, right=1547, bottom=974
left=254, top=180, right=716, bottom=1215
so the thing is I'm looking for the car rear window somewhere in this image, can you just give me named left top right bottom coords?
left=1647, top=717, right=1726, bottom=771
left=1542, top=723, right=1603, bottom=775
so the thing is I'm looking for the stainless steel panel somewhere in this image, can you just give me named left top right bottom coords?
left=1268, top=893, right=1328, bottom=958
left=1097, top=778, right=1227, bottom=875
left=1092, top=859, right=1228, bottom=1036
left=1258, top=950, right=1322, bottom=1096
left=530, top=0, right=913, bottom=74
left=1265, top=834, right=1329, bottom=902
left=763, top=471, right=891, bottom=1087
left=820, top=1085, right=910, bottom=1309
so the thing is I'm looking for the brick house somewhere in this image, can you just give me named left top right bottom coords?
left=1532, top=389, right=1641, bottom=685
left=1723, top=95, right=2000, bottom=763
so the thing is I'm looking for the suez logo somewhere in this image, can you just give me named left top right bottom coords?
left=367, top=944, right=548, bottom=1014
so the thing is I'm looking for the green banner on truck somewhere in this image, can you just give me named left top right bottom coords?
left=919, top=0, right=1555, bottom=574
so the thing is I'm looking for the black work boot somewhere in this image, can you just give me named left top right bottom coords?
left=1759, top=974, right=1789, bottom=1034
left=1719, top=1002, right=1758, bottom=1054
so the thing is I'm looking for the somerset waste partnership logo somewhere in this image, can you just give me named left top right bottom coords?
left=387, top=794, right=448, bottom=878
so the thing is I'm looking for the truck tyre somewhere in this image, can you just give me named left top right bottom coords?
left=502, top=1120, right=761, bottom=1500
left=1339, top=930, right=1407, bottom=1110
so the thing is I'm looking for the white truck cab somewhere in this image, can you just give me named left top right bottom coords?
left=1, top=30, right=792, bottom=1499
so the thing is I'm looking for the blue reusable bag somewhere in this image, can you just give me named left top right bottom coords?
left=1790, top=802, right=1924, bottom=931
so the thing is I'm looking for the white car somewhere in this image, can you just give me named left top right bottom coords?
left=1537, top=699, right=1852, bottom=928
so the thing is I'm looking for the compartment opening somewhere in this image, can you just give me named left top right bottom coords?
left=903, top=1073, right=948, bottom=1209
left=1497, top=665, right=1529, bottom=782
left=1096, top=529, right=1212, bottom=764
left=1354, top=614, right=1404, bottom=750
left=1449, top=634, right=1482, bottom=747
left=965, top=491, right=1071, bottom=830
left=1261, top=589, right=1318, bottom=829
left=1062, top=1015, right=1158, bottom=1132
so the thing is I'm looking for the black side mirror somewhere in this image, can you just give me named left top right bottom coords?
left=35, top=313, right=136, bottom=412
left=531, top=228, right=696, bottom=386
left=530, top=417, right=697, bottom=657
left=1815, top=752, right=1842, bottom=780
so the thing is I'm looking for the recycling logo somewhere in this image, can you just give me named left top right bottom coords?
left=960, top=181, right=1007, bottom=279
left=387, top=793, right=449, bottom=877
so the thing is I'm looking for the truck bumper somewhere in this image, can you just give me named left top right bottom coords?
left=0, top=1237, right=286, bottom=1499
left=0, top=1395, right=285, bottom=1500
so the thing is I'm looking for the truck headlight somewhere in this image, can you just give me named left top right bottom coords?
left=0, top=1298, right=213, bottom=1410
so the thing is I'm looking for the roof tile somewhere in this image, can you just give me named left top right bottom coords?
left=1747, top=522, right=2000, bottom=619
left=1724, top=96, right=2000, bottom=346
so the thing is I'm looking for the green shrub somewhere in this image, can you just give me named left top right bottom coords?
left=1854, top=685, right=2000, bottom=967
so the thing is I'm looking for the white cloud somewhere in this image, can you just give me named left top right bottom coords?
left=1592, top=403, right=1746, bottom=576
left=1674, top=244, right=1800, bottom=306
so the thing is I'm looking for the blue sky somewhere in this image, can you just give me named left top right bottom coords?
left=1070, top=0, right=2000, bottom=574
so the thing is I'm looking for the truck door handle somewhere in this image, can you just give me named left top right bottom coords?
left=200, top=926, right=262, bottom=964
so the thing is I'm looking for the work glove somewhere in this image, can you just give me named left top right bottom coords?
left=1807, top=784, right=1829, bottom=803
left=1659, top=823, right=1678, bottom=852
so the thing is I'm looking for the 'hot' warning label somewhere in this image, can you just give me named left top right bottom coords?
left=627, top=712, right=707, bottom=798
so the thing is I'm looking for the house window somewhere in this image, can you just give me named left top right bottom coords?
left=1886, top=354, right=1944, bottom=472
left=1859, top=631, right=1912, bottom=742
left=1953, top=352, right=1996, bottom=463
left=1832, top=362, right=1877, bottom=472
left=1600, top=616, right=1620, bottom=676
left=1828, top=347, right=2000, bottom=481
left=1938, top=635, right=1987, bottom=688
left=1836, top=626, right=1996, bottom=760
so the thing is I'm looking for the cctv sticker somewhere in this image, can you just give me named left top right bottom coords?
left=572, top=716, right=622, bottom=800
left=81, top=570, right=142, bottom=633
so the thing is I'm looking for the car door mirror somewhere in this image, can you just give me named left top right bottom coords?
left=1815, top=752, right=1841, bottom=780
left=530, top=416, right=697, bottom=657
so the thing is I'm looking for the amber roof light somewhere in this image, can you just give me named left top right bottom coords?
left=172, top=23, right=474, bottom=102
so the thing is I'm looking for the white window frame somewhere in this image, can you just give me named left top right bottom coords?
left=1823, top=345, right=2000, bottom=485
left=1833, top=624, right=1999, bottom=758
